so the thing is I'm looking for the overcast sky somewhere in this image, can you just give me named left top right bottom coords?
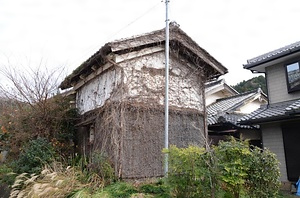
left=1, top=0, right=300, bottom=86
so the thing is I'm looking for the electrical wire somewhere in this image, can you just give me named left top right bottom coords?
left=67, top=1, right=162, bottom=70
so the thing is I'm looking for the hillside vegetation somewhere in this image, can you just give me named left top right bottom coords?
left=232, top=75, right=267, bottom=94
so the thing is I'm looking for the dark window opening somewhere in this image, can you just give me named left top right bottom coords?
left=286, top=62, right=300, bottom=92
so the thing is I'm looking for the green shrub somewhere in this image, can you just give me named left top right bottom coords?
left=0, top=164, right=16, bottom=186
left=165, top=138, right=281, bottom=198
left=13, top=137, right=56, bottom=174
left=246, top=147, right=281, bottom=198
left=214, top=138, right=251, bottom=198
left=165, top=145, right=217, bottom=198
left=88, top=151, right=115, bottom=183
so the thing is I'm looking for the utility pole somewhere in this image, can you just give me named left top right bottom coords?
left=164, top=0, right=170, bottom=176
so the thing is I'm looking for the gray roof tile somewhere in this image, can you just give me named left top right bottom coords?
left=207, top=89, right=264, bottom=129
left=207, top=89, right=259, bottom=116
left=239, top=99, right=300, bottom=124
left=244, top=41, right=300, bottom=68
left=205, top=79, right=224, bottom=92
left=286, top=99, right=300, bottom=112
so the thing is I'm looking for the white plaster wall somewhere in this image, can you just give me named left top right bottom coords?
left=76, top=69, right=120, bottom=114
left=206, top=92, right=226, bottom=106
left=238, top=99, right=265, bottom=114
left=76, top=50, right=204, bottom=114
left=261, top=123, right=288, bottom=182
left=119, top=51, right=203, bottom=111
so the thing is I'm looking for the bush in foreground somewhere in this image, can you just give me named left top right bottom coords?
left=165, top=138, right=281, bottom=198
left=12, top=137, right=56, bottom=174
left=9, top=138, right=280, bottom=198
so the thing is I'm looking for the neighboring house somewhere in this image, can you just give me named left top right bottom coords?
left=239, top=41, right=300, bottom=185
left=60, top=24, right=227, bottom=179
left=206, top=84, right=267, bottom=146
left=205, top=79, right=239, bottom=106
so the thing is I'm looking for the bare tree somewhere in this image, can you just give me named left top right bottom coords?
left=0, top=63, right=63, bottom=106
left=0, top=62, right=77, bottom=157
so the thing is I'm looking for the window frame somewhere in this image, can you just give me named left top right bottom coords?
left=285, top=60, right=300, bottom=93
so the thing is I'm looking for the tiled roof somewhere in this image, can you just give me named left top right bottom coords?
left=205, top=79, right=239, bottom=95
left=208, top=113, right=251, bottom=128
left=205, top=79, right=224, bottom=92
left=239, top=99, right=300, bottom=124
left=286, top=99, right=300, bottom=112
left=244, top=41, right=300, bottom=68
left=207, top=89, right=259, bottom=116
left=207, top=89, right=264, bottom=129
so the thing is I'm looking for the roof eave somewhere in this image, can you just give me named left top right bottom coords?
left=244, top=49, right=300, bottom=73
left=60, top=25, right=228, bottom=90
left=239, top=114, right=300, bottom=125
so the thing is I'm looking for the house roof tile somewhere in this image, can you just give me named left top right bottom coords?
left=205, top=79, right=239, bottom=95
left=207, top=89, right=260, bottom=116
left=239, top=99, right=300, bottom=124
left=244, top=41, right=300, bottom=68
left=286, top=99, right=300, bottom=112
left=205, top=79, right=224, bottom=92
left=207, top=88, right=265, bottom=129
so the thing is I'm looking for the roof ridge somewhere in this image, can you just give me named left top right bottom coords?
left=107, top=23, right=181, bottom=44
left=215, top=88, right=258, bottom=102
left=205, top=79, right=224, bottom=88
left=247, top=41, right=300, bottom=64
left=244, top=41, right=300, bottom=68
left=207, top=88, right=261, bottom=116
left=60, top=24, right=228, bottom=89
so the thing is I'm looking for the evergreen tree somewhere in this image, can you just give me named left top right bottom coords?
left=232, top=75, right=267, bottom=94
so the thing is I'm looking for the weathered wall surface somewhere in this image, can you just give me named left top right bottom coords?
left=89, top=104, right=205, bottom=179
left=76, top=49, right=204, bottom=114
left=119, top=51, right=204, bottom=111
left=122, top=107, right=204, bottom=178
left=76, top=68, right=121, bottom=114
left=76, top=48, right=206, bottom=179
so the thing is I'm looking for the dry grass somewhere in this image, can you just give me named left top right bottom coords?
left=9, top=162, right=88, bottom=198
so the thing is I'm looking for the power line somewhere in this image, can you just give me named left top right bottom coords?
left=67, top=1, right=162, bottom=70
left=103, top=1, right=162, bottom=43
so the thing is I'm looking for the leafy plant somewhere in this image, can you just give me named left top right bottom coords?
left=214, top=138, right=251, bottom=198
left=165, top=145, right=217, bottom=198
left=13, top=137, right=56, bottom=174
left=246, top=147, right=281, bottom=198
left=0, top=163, right=16, bottom=186
left=88, top=151, right=115, bottom=183
left=165, top=138, right=281, bottom=198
